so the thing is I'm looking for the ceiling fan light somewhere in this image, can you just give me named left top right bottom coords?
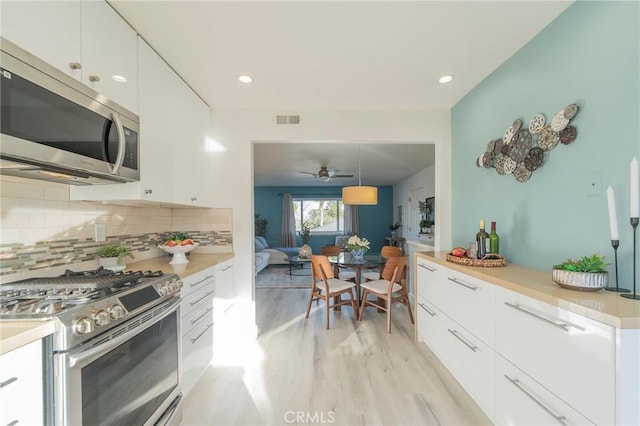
left=342, top=186, right=378, bottom=205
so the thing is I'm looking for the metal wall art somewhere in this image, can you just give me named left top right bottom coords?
left=476, top=103, right=579, bottom=182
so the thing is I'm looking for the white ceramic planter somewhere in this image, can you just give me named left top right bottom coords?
left=551, top=269, right=608, bottom=291
left=99, top=257, right=126, bottom=272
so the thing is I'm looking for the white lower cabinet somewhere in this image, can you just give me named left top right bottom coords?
left=495, top=286, right=615, bottom=425
left=0, top=339, right=43, bottom=426
left=415, top=254, right=632, bottom=426
left=180, top=267, right=215, bottom=396
left=496, top=355, right=594, bottom=426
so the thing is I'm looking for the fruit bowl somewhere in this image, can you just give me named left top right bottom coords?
left=158, top=243, right=198, bottom=264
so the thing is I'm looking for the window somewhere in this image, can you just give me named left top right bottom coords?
left=293, top=198, right=344, bottom=234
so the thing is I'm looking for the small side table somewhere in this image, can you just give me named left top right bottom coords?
left=385, top=236, right=405, bottom=247
left=285, top=256, right=312, bottom=278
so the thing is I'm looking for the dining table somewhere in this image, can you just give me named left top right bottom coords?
left=327, top=252, right=380, bottom=307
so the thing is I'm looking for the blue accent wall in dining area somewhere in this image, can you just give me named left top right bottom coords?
left=254, top=186, right=394, bottom=254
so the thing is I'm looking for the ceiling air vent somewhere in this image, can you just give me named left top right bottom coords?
left=275, top=115, right=301, bottom=125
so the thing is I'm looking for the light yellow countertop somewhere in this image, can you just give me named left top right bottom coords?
left=0, top=253, right=234, bottom=354
left=125, top=253, right=234, bottom=278
left=417, top=251, right=640, bottom=329
left=0, top=320, right=58, bottom=355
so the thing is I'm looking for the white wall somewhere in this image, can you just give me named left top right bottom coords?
left=209, top=109, right=452, bottom=318
left=393, top=164, right=438, bottom=244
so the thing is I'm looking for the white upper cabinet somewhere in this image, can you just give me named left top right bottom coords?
left=0, top=0, right=138, bottom=113
left=80, top=0, right=138, bottom=113
left=0, top=1, right=82, bottom=80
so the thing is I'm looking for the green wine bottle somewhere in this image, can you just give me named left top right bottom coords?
left=489, top=221, right=500, bottom=254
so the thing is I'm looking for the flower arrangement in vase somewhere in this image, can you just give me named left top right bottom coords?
left=346, top=235, right=370, bottom=261
left=298, top=223, right=312, bottom=258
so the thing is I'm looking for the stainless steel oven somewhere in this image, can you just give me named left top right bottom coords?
left=55, top=298, right=182, bottom=425
left=0, top=267, right=184, bottom=425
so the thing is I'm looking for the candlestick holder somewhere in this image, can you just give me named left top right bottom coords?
left=606, top=240, right=630, bottom=292
left=621, top=217, right=640, bottom=300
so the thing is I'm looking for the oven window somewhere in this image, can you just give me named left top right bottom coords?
left=81, top=311, right=178, bottom=425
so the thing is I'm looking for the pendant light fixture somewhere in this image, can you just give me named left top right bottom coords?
left=342, top=145, right=378, bottom=205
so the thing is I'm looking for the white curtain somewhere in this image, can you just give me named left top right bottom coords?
left=281, top=193, right=297, bottom=247
left=344, top=205, right=359, bottom=236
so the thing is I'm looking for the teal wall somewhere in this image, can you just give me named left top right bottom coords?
left=451, top=1, right=640, bottom=287
left=254, top=186, right=394, bottom=254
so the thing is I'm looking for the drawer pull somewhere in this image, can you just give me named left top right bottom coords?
left=447, top=277, right=478, bottom=291
left=504, top=302, right=576, bottom=332
left=190, top=275, right=214, bottom=288
left=6, top=421, right=19, bottom=426
left=504, top=375, right=567, bottom=425
left=190, top=307, right=214, bottom=325
left=447, top=329, right=478, bottom=352
left=189, top=291, right=214, bottom=307
left=418, top=302, right=437, bottom=317
left=0, top=377, right=17, bottom=388
left=221, top=265, right=233, bottom=271
left=190, top=323, right=213, bottom=344
left=419, top=263, right=436, bottom=272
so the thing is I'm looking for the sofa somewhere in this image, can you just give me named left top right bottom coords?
left=254, top=236, right=300, bottom=274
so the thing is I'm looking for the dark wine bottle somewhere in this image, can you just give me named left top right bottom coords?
left=476, top=219, right=489, bottom=259
left=489, top=221, right=500, bottom=254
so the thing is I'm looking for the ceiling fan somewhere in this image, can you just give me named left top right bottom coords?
left=300, top=166, right=354, bottom=182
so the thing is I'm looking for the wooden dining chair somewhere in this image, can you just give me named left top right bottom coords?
left=362, top=246, right=403, bottom=282
left=320, top=245, right=356, bottom=281
left=305, top=255, right=358, bottom=329
left=358, top=256, right=414, bottom=333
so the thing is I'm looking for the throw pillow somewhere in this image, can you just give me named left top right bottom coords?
left=256, top=236, right=269, bottom=249
left=255, top=238, right=265, bottom=252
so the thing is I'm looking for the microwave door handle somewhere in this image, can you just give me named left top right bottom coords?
left=109, top=112, right=126, bottom=175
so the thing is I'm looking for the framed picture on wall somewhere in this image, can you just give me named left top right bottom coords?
left=425, top=197, right=435, bottom=223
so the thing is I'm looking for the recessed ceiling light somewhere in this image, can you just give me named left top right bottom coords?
left=438, top=75, right=454, bottom=84
left=238, top=75, right=253, bottom=83
left=111, top=75, right=128, bottom=83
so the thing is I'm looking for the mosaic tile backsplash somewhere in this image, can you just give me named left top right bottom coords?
left=0, top=176, right=233, bottom=280
left=0, top=230, right=232, bottom=277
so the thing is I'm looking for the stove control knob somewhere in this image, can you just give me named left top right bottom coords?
left=159, top=284, right=171, bottom=297
left=93, top=310, right=110, bottom=327
left=74, top=317, right=94, bottom=335
left=109, top=305, right=126, bottom=320
left=175, top=279, right=183, bottom=291
left=168, top=281, right=176, bottom=294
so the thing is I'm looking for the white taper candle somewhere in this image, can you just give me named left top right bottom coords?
left=631, top=157, right=639, bottom=218
left=607, top=186, right=619, bottom=240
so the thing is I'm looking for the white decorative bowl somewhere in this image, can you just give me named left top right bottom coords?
left=158, top=243, right=198, bottom=264
left=551, top=269, right=607, bottom=292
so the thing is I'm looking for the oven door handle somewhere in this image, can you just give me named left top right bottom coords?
left=68, top=299, right=180, bottom=368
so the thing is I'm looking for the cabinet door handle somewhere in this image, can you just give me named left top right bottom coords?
left=504, top=302, right=582, bottom=332
left=0, top=376, right=17, bottom=388
left=69, top=62, right=81, bottom=70
left=419, top=263, right=436, bottom=272
left=88, top=75, right=100, bottom=82
left=189, top=291, right=214, bottom=307
left=504, top=375, right=567, bottom=425
left=418, top=302, right=437, bottom=317
left=447, top=329, right=478, bottom=352
left=190, top=307, right=214, bottom=325
left=447, top=277, right=478, bottom=291
left=190, top=323, right=213, bottom=344
left=190, top=275, right=214, bottom=288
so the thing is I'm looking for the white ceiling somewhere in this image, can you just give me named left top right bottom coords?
left=109, top=0, right=573, bottom=186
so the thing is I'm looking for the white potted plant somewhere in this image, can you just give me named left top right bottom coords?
left=97, top=244, right=134, bottom=271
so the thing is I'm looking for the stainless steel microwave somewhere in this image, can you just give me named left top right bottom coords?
left=0, top=37, right=140, bottom=185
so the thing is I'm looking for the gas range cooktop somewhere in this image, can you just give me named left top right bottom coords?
left=0, top=266, right=183, bottom=351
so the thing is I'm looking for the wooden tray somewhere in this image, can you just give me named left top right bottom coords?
left=446, top=254, right=507, bottom=267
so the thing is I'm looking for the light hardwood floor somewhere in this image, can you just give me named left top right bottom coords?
left=180, top=288, right=491, bottom=426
